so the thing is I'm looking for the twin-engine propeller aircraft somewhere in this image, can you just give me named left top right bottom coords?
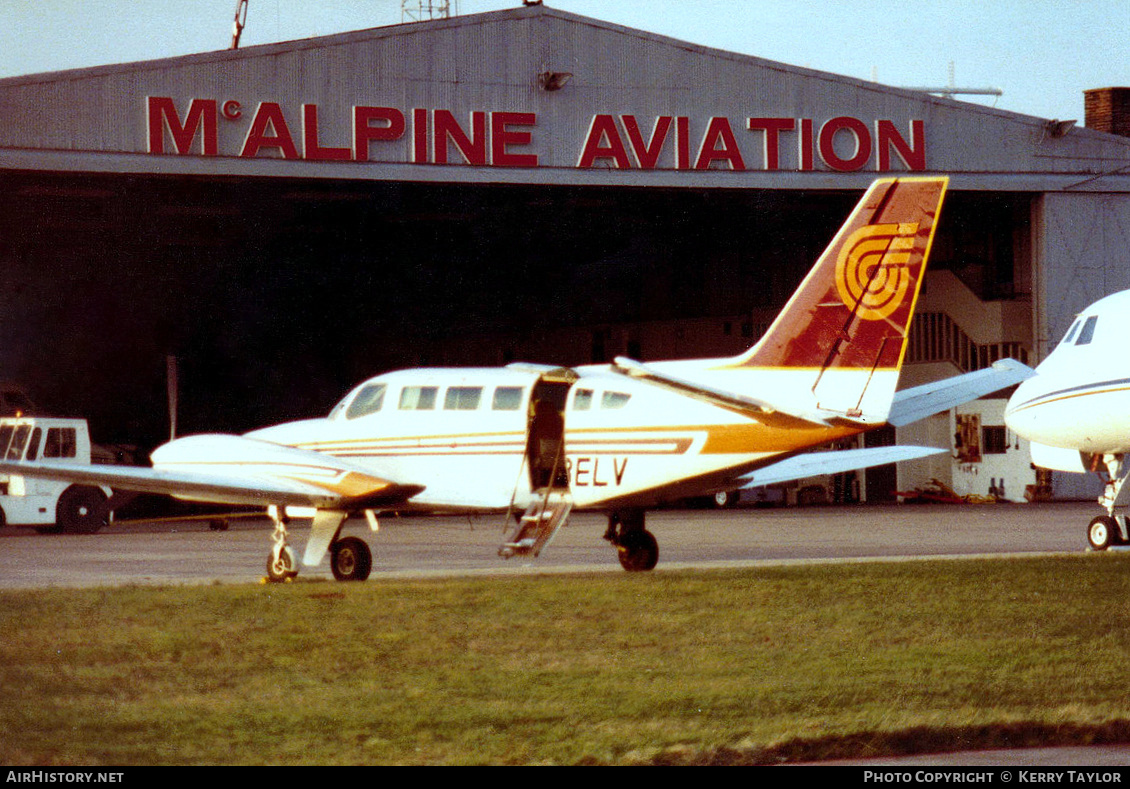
left=1005, top=289, right=1130, bottom=550
left=0, top=176, right=1033, bottom=581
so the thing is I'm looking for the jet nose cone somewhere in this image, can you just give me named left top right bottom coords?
left=1003, top=378, right=1044, bottom=443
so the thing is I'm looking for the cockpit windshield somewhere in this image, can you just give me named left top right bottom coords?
left=1075, top=315, right=1098, bottom=346
left=1057, top=316, right=1099, bottom=349
left=1060, top=319, right=1080, bottom=346
left=329, top=382, right=387, bottom=420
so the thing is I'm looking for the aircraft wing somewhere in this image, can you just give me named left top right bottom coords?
left=886, top=358, right=1035, bottom=427
left=0, top=451, right=423, bottom=512
left=737, top=445, right=946, bottom=488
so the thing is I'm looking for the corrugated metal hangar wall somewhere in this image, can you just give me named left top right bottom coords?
left=1, top=5, right=1129, bottom=500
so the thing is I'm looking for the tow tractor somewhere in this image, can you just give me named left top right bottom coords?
left=0, top=416, right=114, bottom=533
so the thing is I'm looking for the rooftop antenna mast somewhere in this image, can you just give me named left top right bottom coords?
left=402, top=0, right=458, bottom=23
left=900, top=61, right=1002, bottom=102
left=231, top=0, right=249, bottom=49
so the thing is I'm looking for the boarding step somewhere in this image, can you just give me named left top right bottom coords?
left=498, top=489, right=573, bottom=559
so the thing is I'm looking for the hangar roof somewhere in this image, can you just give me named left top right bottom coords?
left=2, top=4, right=1129, bottom=192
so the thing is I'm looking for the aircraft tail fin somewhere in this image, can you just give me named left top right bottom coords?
left=736, top=177, right=948, bottom=373
left=612, top=177, right=949, bottom=425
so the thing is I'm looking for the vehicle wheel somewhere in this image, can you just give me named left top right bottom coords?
left=713, top=490, right=735, bottom=508
left=56, top=486, right=108, bottom=535
left=1088, top=515, right=1118, bottom=551
left=617, top=529, right=659, bottom=572
left=797, top=485, right=827, bottom=507
left=266, top=545, right=298, bottom=582
left=331, top=537, right=372, bottom=582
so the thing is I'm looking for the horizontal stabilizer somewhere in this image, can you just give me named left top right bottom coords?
left=611, top=356, right=835, bottom=426
left=887, top=358, right=1034, bottom=427
left=738, top=445, right=946, bottom=488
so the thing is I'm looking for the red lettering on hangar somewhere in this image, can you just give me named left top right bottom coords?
left=578, top=114, right=925, bottom=171
left=146, top=98, right=538, bottom=166
left=145, top=98, right=925, bottom=171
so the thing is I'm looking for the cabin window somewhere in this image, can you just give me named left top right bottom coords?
left=1075, top=315, right=1098, bottom=346
left=398, top=386, right=437, bottom=410
left=345, top=383, right=386, bottom=419
left=444, top=387, right=482, bottom=411
left=573, top=389, right=593, bottom=410
left=492, top=387, right=524, bottom=411
left=43, top=428, right=77, bottom=459
left=601, top=391, right=631, bottom=409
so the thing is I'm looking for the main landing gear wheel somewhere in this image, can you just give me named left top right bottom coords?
left=266, top=545, right=298, bottom=583
left=331, top=537, right=373, bottom=582
left=604, top=510, right=660, bottom=572
left=617, top=529, right=659, bottom=572
left=1088, top=515, right=1118, bottom=551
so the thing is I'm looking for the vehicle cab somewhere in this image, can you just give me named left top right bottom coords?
left=0, top=417, right=111, bottom=533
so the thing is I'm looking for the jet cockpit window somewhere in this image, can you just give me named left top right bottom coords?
left=601, top=391, right=631, bottom=409
left=492, top=387, right=524, bottom=411
left=573, top=389, right=593, bottom=410
left=1060, top=319, right=1080, bottom=346
left=344, top=383, right=386, bottom=419
left=444, top=387, right=482, bottom=411
left=1076, top=315, right=1098, bottom=346
left=399, top=386, right=437, bottom=410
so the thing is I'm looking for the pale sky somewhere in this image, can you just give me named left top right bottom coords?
left=0, top=0, right=1125, bottom=122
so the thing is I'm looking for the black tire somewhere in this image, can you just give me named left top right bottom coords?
left=617, top=529, right=659, bottom=572
left=266, top=545, right=297, bottom=582
left=1088, top=515, right=1117, bottom=551
left=331, top=537, right=373, bottom=582
left=55, top=486, right=108, bottom=535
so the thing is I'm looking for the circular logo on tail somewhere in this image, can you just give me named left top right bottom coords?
left=835, top=222, right=919, bottom=321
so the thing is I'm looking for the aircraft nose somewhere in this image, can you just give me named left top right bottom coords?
left=1003, top=383, right=1037, bottom=440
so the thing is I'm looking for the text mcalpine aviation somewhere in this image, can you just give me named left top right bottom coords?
left=146, top=97, right=927, bottom=172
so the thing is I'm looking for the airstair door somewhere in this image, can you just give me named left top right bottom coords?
left=499, top=374, right=575, bottom=559
left=526, top=378, right=572, bottom=491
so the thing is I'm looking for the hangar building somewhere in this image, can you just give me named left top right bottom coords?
left=2, top=3, right=1129, bottom=502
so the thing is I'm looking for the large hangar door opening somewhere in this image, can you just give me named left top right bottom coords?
left=0, top=173, right=1029, bottom=453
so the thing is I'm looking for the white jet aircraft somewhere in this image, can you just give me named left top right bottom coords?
left=1, top=176, right=1034, bottom=581
left=1005, top=289, right=1130, bottom=550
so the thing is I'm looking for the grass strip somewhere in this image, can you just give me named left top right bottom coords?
left=2, top=554, right=1129, bottom=765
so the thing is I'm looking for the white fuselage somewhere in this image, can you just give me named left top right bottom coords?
left=193, top=362, right=871, bottom=512
left=1005, top=289, right=1130, bottom=455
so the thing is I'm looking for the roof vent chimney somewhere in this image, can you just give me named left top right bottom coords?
left=1084, top=87, right=1130, bottom=137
